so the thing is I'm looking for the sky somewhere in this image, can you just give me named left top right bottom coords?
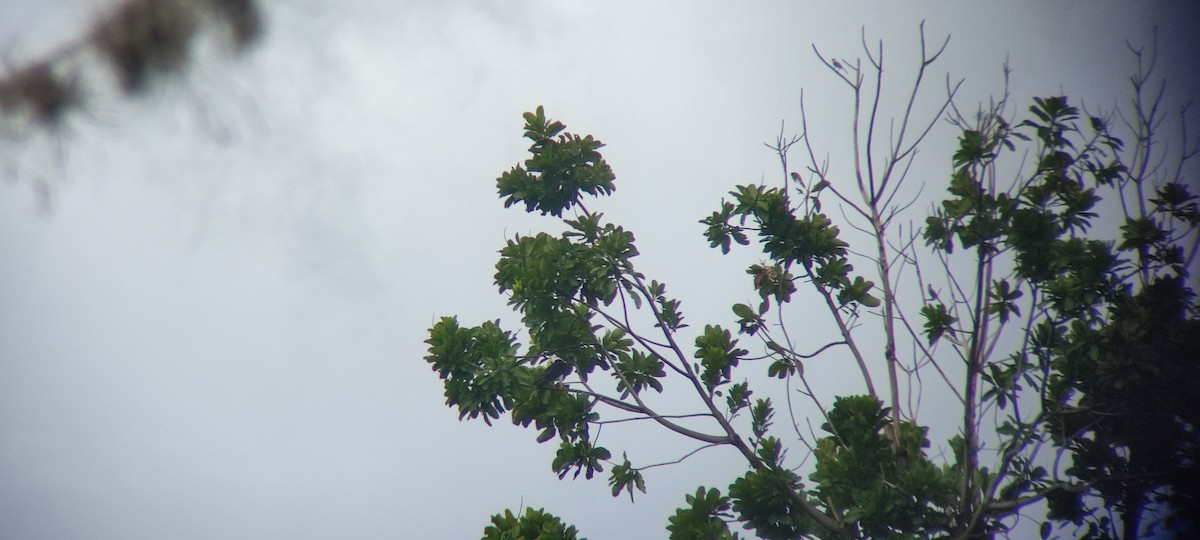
left=1, top=1, right=1198, bottom=538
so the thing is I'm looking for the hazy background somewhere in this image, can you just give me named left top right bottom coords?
left=2, top=1, right=1197, bottom=538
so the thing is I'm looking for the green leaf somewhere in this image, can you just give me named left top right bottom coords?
left=729, top=466, right=806, bottom=540
left=1118, top=217, right=1167, bottom=252
left=732, top=303, right=755, bottom=320
left=732, top=303, right=764, bottom=335
left=725, top=382, right=752, bottom=415
left=667, top=488, right=737, bottom=540
left=609, top=456, right=647, bottom=501
left=552, top=440, right=611, bottom=480
left=694, top=325, right=747, bottom=390
left=920, top=302, right=956, bottom=344
left=614, top=349, right=666, bottom=396
left=482, top=507, right=584, bottom=540
left=750, top=398, right=774, bottom=439
left=498, top=108, right=616, bottom=217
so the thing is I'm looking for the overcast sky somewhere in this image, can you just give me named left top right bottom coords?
left=2, top=1, right=1198, bottom=539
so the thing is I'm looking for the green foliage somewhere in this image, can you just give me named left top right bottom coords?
left=498, top=106, right=616, bottom=217
left=750, top=399, right=774, bottom=442
left=428, top=59, right=1198, bottom=539
left=702, top=202, right=752, bottom=254
left=1046, top=276, right=1200, bottom=524
left=729, top=467, right=810, bottom=540
left=919, top=302, right=956, bottom=344
left=483, top=508, right=585, bottom=540
left=703, top=180, right=883, bottom=314
left=425, top=317, right=525, bottom=424
left=614, top=347, right=665, bottom=396
left=609, top=455, right=647, bottom=501
left=731, top=184, right=846, bottom=264
left=667, top=488, right=740, bottom=540
left=1151, top=182, right=1200, bottom=224
left=925, top=90, right=1200, bottom=536
left=694, top=325, right=748, bottom=391
left=552, top=439, right=611, bottom=480
left=987, top=279, right=1023, bottom=324
left=725, top=382, right=753, bottom=416
left=810, top=397, right=957, bottom=538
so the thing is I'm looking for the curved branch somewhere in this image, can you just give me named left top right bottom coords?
left=638, top=443, right=722, bottom=471
left=801, top=263, right=878, bottom=397
left=566, top=386, right=731, bottom=445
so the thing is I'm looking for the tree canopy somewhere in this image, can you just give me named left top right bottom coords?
left=424, top=30, right=1198, bottom=539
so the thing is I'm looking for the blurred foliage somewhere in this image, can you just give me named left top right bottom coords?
left=0, top=0, right=262, bottom=131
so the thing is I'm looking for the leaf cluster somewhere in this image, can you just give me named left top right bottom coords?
left=483, top=508, right=584, bottom=540
left=498, top=106, right=617, bottom=217
left=810, top=397, right=957, bottom=538
left=923, top=92, right=1200, bottom=536
left=702, top=182, right=880, bottom=316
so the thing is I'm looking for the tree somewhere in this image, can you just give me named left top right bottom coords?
left=423, top=28, right=1198, bottom=539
